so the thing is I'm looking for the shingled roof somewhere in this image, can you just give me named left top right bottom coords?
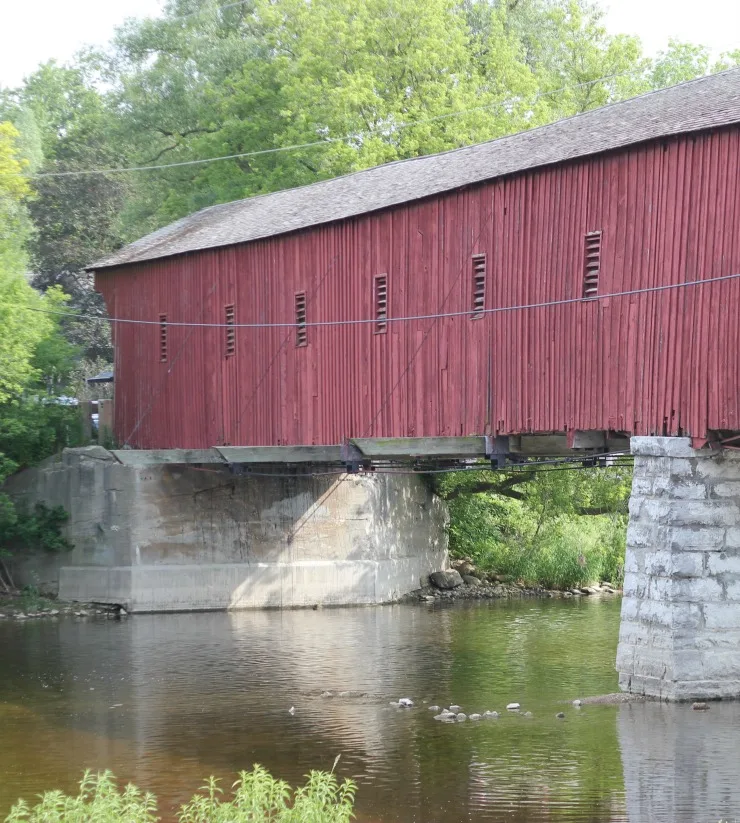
left=91, top=68, right=740, bottom=270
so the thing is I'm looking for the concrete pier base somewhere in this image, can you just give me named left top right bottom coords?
left=617, top=437, right=740, bottom=700
left=4, top=448, right=448, bottom=612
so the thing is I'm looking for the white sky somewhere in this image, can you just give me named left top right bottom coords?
left=1, top=0, right=739, bottom=89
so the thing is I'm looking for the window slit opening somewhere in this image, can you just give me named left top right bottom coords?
left=374, top=274, right=388, bottom=334
left=472, top=254, right=486, bottom=319
left=225, top=304, right=236, bottom=357
left=583, top=231, right=602, bottom=298
left=295, top=292, right=307, bottom=347
left=159, top=314, right=168, bottom=362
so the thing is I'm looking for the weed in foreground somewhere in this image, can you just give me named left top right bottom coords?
left=5, top=765, right=356, bottom=823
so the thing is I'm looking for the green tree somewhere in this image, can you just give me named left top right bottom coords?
left=5, top=62, right=126, bottom=362
left=103, top=0, right=658, bottom=233
left=436, top=463, right=631, bottom=588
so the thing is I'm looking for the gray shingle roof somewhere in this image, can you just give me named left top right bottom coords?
left=91, top=69, right=740, bottom=270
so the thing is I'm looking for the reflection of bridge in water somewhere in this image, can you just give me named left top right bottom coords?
left=2, top=602, right=739, bottom=822
left=618, top=700, right=740, bottom=822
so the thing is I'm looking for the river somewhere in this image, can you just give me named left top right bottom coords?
left=1, top=597, right=739, bottom=822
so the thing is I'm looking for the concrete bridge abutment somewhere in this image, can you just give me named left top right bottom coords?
left=618, top=436, right=740, bottom=700
left=4, top=448, right=448, bottom=612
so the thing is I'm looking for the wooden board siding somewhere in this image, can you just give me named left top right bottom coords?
left=96, top=127, right=740, bottom=450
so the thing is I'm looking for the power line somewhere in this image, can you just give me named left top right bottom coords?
left=0, top=73, right=641, bottom=180
left=27, top=271, right=740, bottom=329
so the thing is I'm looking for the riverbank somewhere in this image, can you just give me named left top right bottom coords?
left=0, top=590, right=126, bottom=620
left=401, top=558, right=621, bottom=604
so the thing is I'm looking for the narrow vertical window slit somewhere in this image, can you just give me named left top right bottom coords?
left=472, top=254, right=486, bottom=319
left=583, top=231, right=602, bottom=298
left=374, top=274, right=388, bottom=334
left=295, top=292, right=307, bottom=347
left=225, top=304, right=236, bottom=357
left=159, top=314, right=168, bottom=362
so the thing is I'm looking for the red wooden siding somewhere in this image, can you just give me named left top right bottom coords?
left=96, top=127, right=740, bottom=450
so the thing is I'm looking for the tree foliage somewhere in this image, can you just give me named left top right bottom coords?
left=436, top=463, right=631, bottom=588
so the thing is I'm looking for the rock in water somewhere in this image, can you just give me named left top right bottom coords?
left=461, top=575, right=482, bottom=586
left=398, top=698, right=414, bottom=707
left=428, top=705, right=441, bottom=712
left=288, top=706, right=295, bottom=715
left=429, top=570, right=464, bottom=590
left=572, top=699, right=582, bottom=707
left=523, top=711, right=533, bottom=718
left=469, top=713, right=482, bottom=721
left=449, top=705, right=462, bottom=713
left=456, top=713, right=467, bottom=721
left=506, top=703, right=521, bottom=711
left=483, top=711, right=499, bottom=718
left=692, top=702, right=710, bottom=711
left=556, top=712, right=566, bottom=719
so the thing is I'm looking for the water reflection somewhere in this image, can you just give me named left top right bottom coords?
left=0, top=599, right=738, bottom=822
left=618, top=700, right=740, bottom=823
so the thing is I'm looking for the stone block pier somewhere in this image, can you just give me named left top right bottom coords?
left=617, top=436, right=740, bottom=700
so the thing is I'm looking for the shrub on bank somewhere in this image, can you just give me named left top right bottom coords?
left=5, top=767, right=356, bottom=823
left=437, top=464, right=630, bottom=590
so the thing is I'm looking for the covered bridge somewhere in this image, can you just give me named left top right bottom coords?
left=91, top=69, right=740, bottom=454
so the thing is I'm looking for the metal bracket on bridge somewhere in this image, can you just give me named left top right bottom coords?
left=485, top=435, right=511, bottom=469
left=341, top=441, right=366, bottom=474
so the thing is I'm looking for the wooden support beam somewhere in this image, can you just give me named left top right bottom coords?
left=351, top=437, right=487, bottom=460
left=111, top=449, right=226, bottom=466
left=569, top=430, right=606, bottom=450
left=97, top=400, right=114, bottom=445
left=509, top=432, right=630, bottom=457
left=508, top=434, right=571, bottom=456
left=215, top=445, right=344, bottom=464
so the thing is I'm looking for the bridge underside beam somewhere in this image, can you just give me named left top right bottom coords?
left=618, top=436, right=740, bottom=701
left=110, top=432, right=630, bottom=467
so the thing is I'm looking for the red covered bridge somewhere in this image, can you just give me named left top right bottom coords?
left=91, top=70, right=740, bottom=455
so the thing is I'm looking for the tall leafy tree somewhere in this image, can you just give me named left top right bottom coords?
left=107, top=0, right=725, bottom=236
left=6, top=62, right=126, bottom=361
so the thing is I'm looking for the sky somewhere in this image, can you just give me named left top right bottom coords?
left=1, top=0, right=740, bottom=89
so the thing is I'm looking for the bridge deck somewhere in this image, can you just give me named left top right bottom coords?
left=110, top=433, right=630, bottom=467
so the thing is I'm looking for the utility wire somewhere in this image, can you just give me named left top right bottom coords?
left=28, top=271, right=740, bottom=328
left=0, top=73, right=642, bottom=180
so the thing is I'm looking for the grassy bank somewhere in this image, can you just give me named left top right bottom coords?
left=5, top=767, right=356, bottom=823
left=436, top=463, right=631, bottom=591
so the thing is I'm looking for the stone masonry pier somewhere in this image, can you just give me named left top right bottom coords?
left=618, top=436, right=740, bottom=700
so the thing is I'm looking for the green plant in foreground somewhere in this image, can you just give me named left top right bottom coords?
left=5, top=771, right=158, bottom=823
left=5, top=766, right=357, bottom=823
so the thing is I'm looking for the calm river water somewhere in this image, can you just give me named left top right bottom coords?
left=2, top=597, right=740, bottom=822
